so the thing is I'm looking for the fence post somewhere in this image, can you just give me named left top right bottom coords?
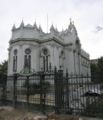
left=26, top=76, right=30, bottom=111
left=13, top=73, right=17, bottom=108
left=54, top=67, right=64, bottom=113
left=40, top=72, right=45, bottom=114
left=65, top=70, right=70, bottom=113
left=58, top=68, right=64, bottom=112
left=54, top=67, right=58, bottom=113
left=2, top=74, right=7, bottom=105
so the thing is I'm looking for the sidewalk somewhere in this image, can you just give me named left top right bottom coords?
left=80, top=117, right=103, bottom=120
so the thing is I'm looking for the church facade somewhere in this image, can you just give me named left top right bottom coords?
left=8, top=20, right=90, bottom=75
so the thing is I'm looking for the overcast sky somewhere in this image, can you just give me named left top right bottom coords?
left=0, top=0, right=103, bottom=63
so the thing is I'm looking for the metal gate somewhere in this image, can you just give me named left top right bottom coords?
left=0, top=73, right=7, bottom=105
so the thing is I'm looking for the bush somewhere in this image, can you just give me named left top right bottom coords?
left=83, top=96, right=103, bottom=117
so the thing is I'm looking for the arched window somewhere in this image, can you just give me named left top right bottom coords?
left=59, top=50, right=65, bottom=69
left=24, top=48, right=31, bottom=71
left=13, top=49, right=18, bottom=72
left=41, top=48, right=49, bottom=72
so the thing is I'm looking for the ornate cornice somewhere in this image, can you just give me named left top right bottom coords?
left=9, top=37, right=73, bottom=47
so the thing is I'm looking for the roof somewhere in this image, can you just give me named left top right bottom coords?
left=10, top=20, right=79, bottom=45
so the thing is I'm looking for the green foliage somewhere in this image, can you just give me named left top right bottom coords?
left=91, top=57, right=103, bottom=83
left=0, top=60, right=8, bottom=85
left=98, top=57, right=103, bottom=76
left=0, top=60, right=8, bottom=74
left=83, top=97, right=103, bottom=118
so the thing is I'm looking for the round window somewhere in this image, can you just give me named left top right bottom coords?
left=43, top=48, right=48, bottom=55
left=25, top=48, right=31, bottom=54
left=14, top=49, right=17, bottom=55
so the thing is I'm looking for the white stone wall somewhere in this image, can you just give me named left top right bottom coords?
left=64, top=47, right=74, bottom=74
left=8, top=40, right=91, bottom=76
left=8, top=42, right=40, bottom=75
left=8, top=21, right=91, bottom=76
left=8, top=45, right=20, bottom=75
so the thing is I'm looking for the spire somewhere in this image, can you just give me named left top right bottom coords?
left=70, top=18, right=72, bottom=25
left=50, top=24, right=55, bottom=32
left=34, top=21, right=38, bottom=29
left=20, top=20, right=24, bottom=28
left=51, top=24, right=54, bottom=29
left=12, top=24, right=16, bottom=31
left=39, top=25, right=42, bottom=32
left=69, top=18, right=73, bottom=30
left=71, top=21, right=77, bottom=35
left=50, top=24, right=59, bottom=35
left=69, top=19, right=78, bottom=35
left=55, top=25, right=58, bottom=32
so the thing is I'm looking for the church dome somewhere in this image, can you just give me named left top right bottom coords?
left=25, top=24, right=33, bottom=28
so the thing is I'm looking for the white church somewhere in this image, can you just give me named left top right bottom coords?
left=8, top=19, right=90, bottom=75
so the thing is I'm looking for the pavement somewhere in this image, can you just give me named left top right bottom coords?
left=0, top=106, right=103, bottom=120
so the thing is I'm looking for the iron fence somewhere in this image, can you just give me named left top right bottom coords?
left=0, top=69, right=103, bottom=117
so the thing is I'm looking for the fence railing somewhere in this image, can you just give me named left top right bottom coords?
left=0, top=69, right=103, bottom=117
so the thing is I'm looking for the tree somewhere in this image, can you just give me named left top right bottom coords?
left=97, top=57, right=103, bottom=76
left=0, top=60, right=8, bottom=85
left=91, top=57, right=103, bottom=82
left=0, top=60, right=8, bottom=74
left=83, top=97, right=103, bottom=117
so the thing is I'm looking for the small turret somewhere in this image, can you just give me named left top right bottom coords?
left=50, top=24, right=59, bottom=35
left=50, top=24, right=55, bottom=32
left=68, top=18, right=73, bottom=31
left=68, top=18, right=77, bottom=35
left=12, top=24, right=16, bottom=31
left=34, top=21, right=38, bottom=30
left=39, top=25, right=42, bottom=32
left=20, top=20, right=24, bottom=28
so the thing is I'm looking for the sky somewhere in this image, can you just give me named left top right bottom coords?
left=0, top=0, right=103, bottom=63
